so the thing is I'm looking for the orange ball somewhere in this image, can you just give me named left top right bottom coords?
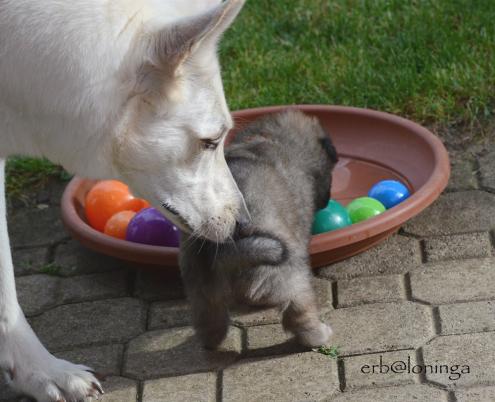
left=121, top=198, right=151, bottom=212
left=104, top=210, right=136, bottom=240
left=85, top=180, right=133, bottom=232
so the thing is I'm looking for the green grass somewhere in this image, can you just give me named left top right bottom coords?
left=6, top=157, right=71, bottom=203
left=313, top=345, right=340, bottom=358
left=221, top=0, right=495, bottom=126
left=38, top=262, right=62, bottom=276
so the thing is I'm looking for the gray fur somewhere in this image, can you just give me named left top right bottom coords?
left=179, top=110, right=338, bottom=349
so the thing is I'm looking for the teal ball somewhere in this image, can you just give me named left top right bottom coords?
left=312, top=200, right=352, bottom=234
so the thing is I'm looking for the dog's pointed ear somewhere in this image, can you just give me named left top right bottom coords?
left=157, top=0, right=245, bottom=62
left=140, top=0, right=245, bottom=85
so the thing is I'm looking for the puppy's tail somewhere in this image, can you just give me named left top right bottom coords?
left=239, top=232, right=288, bottom=266
left=219, top=232, right=288, bottom=269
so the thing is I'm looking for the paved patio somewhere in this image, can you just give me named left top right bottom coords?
left=1, top=143, right=495, bottom=402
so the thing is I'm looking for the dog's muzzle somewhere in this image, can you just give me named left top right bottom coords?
left=161, top=202, right=193, bottom=233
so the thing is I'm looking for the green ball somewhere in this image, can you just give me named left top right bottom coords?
left=312, top=200, right=352, bottom=234
left=346, top=197, right=386, bottom=223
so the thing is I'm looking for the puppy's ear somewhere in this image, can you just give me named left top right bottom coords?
left=314, top=133, right=338, bottom=210
left=136, top=0, right=245, bottom=94
left=320, top=136, right=338, bottom=165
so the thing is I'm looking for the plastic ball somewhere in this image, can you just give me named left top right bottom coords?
left=104, top=211, right=136, bottom=240
left=368, top=180, right=410, bottom=209
left=126, top=207, right=180, bottom=247
left=85, top=180, right=133, bottom=232
left=121, top=198, right=151, bottom=212
left=346, top=197, right=386, bottom=224
left=312, top=200, right=352, bottom=234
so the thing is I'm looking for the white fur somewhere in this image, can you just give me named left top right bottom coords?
left=0, top=0, right=245, bottom=399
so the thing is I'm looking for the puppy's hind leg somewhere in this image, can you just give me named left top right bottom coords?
left=0, top=159, right=103, bottom=402
left=281, top=275, right=332, bottom=348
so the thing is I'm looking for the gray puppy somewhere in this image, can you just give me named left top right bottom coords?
left=180, top=110, right=338, bottom=349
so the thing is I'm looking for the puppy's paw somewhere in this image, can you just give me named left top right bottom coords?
left=196, top=325, right=229, bottom=350
left=296, top=322, right=332, bottom=348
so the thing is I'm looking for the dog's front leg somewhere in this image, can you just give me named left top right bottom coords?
left=0, top=159, right=103, bottom=402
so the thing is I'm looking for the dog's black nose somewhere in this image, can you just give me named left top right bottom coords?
left=234, top=218, right=253, bottom=239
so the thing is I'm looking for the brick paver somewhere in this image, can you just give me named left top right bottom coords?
left=331, top=385, right=448, bottom=401
left=244, top=323, right=304, bottom=357
left=479, top=149, right=495, bottom=191
left=142, top=373, right=217, bottom=402
left=96, top=376, right=138, bottom=402
left=423, top=232, right=492, bottom=262
left=311, top=276, right=334, bottom=312
left=438, top=300, right=495, bottom=335
left=324, top=302, right=434, bottom=355
left=411, top=258, right=495, bottom=304
left=343, top=350, right=418, bottom=389
left=124, top=327, right=241, bottom=379
left=318, top=235, right=421, bottom=280
left=30, top=298, right=145, bottom=350
left=4, top=156, right=495, bottom=401
left=456, top=385, right=495, bottom=402
left=134, top=271, right=185, bottom=301
left=422, top=332, right=495, bottom=388
left=403, top=191, right=495, bottom=236
left=17, top=271, right=130, bottom=317
left=58, top=271, right=129, bottom=303
left=54, top=344, right=124, bottom=376
left=17, top=274, right=59, bottom=316
left=222, top=353, right=340, bottom=402
left=54, top=240, right=124, bottom=276
left=12, top=247, right=48, bottom=276
left=7, top=206, right=67, bottom=247
left=231, top=305, right=280, bottom=326
left=336, top=274, right=405, bottom=307
left=148, top=300, right=191, bottom=330
left=447, top=153, right=478, bottom=191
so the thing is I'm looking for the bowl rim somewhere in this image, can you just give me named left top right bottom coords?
left=61, top=104, right=450, bottom=266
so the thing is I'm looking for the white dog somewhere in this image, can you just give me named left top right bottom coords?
left=0, top=0, right=245, bottom=400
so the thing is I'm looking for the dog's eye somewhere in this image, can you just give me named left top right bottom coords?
left=200, top=125, right=228, bottom=150
left=201, top=137, right=222, bottom=150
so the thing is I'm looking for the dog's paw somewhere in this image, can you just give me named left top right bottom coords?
left=0, top=316, right=103, bottom=402
left=296, top=322, right=332, bottom=348
left=6, top=360, right=104, bottom=402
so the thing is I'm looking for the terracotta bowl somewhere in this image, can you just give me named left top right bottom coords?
left=61, top=105, right=450, bottom=271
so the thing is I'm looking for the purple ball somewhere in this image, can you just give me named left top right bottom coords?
left=126, top=207, right=180, bottom=247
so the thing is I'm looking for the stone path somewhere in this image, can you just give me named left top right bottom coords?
left=1, top=144, right=495, bottom=401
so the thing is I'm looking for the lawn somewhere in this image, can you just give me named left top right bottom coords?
left=221, top=0, right=495, bottom=126
left=6, top=0, right=495, bottom=197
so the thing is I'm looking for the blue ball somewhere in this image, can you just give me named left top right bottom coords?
left=368, top=180, right=410, bottom=209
